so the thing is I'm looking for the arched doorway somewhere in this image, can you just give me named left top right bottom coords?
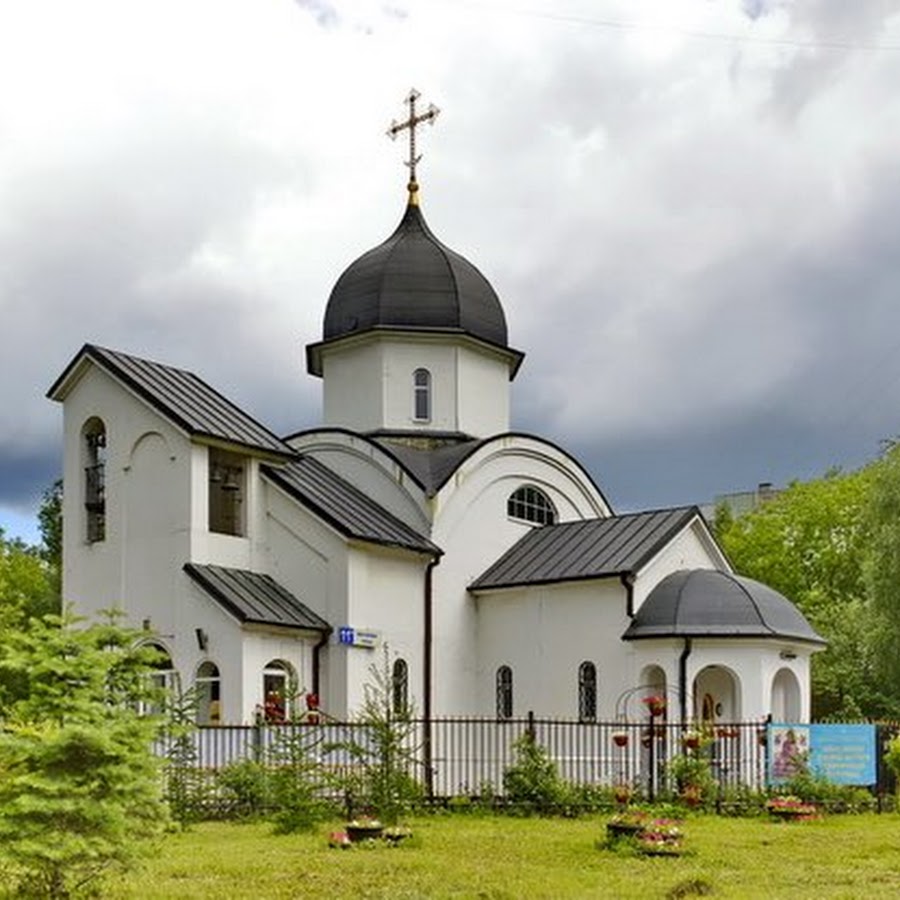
left=195, top=660, right=222, bottom=725
left=693, top=665, right=740, bottom=723
left=770, top=667, right=801, bottom=722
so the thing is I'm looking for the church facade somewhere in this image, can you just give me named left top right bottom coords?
left=48, top=124, right=824, bottom=729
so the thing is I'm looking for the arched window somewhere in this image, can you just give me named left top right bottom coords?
left=392, top=658, right=409, bottom=716
left=496, top=665, right=513, bottom=719
left=82, top=418, right=107, bottom=542
left=578, top=661, right=597, bottom=722
left=413, top=368, right=431, bottom=421
left=507, top=485, right=557, bottom=526
left=195, top=660, right=222, bottom=725
left=263, top=659, right=296, bottom=723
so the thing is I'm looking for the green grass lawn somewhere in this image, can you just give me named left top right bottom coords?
left=107, top=813, right=900, bottom=899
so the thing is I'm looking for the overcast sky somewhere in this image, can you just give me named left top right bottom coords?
left=2, top=0, right=900, bottom=544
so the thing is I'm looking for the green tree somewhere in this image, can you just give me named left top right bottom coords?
left=0, top=612, right=169, bottom=898
left=37, top=479, right=63, bottom=608
left=717, top=466, right=884, bottom=718
left=863, top=441, right=900, bottom=708
left=0, top=527, right=57, bottom=628
left=330, top=647, right=423, bottom=824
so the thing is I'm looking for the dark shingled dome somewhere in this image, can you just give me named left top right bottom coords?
left=322, top=202, right=509, bottom=347
left=623, top=569, right=826, bottom=644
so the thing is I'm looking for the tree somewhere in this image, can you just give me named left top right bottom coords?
left=37, top=479, right=63, bottom=609
left=863, top=441, right=900, bottom=706
left=0, top=611, right=169, bottom=898
left=0, top=527, right=57, bottom=628
left=716, top=465, right=887, bottom=718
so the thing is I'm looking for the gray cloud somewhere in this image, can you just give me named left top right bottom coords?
left=3, top=0, right=900, bottom=540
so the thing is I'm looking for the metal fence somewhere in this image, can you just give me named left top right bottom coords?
left=156, top=715, right=776, bottom=801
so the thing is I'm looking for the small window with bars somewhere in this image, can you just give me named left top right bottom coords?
left=578, top=661, right=597, bottom=722
left=496, top=665, right=513, bottom=719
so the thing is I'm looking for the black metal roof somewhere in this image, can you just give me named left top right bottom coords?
left=470, top=507, right=701, bottom=591
left=184, top=563, right=330, bottom=632
left=622, top=569, right=826, bottom=643
left=376, top=437, right=484, bottom=496
left=48, top=344, right=294, bottom=459
left=262, top=455, right=439, bottom=556
left=320, top=201, right=510, bottom=349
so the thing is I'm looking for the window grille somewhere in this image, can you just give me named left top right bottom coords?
left=507, top=485, right=557, bottom=526
left=496, top=665, right=513, bottom=719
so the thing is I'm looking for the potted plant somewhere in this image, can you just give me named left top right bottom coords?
left=681, top=729, right=702, bottom=751
left=613, top=784, right=632, bottom=806
left=606, top=809, right=648, bottom=840
left=345, top=816, right=384, bottom=842
left=766, top=796, right=818, bottom=821
left=641, top=695, right=667, bottom=718
left=612, top=730, right=629, bottom=748
left=636, top=818, right=684, bottom=856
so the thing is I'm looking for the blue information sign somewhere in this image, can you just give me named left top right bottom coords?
left=769, top=723, right=876, bottom=786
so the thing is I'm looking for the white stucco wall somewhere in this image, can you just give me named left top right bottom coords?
left=631, top=519, right=730, bottom=612
left=474, top=579, right=634, bottom=719
left=430, top=435, right=610, bottom=715
left=318, top=332, right=511, bottom=437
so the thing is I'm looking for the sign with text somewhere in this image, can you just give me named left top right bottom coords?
left=768, top=723, right=876, bottom=786
left=337, top=626, right=381, bottom=649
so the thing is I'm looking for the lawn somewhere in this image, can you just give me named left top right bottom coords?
left=107, top=812, right=900, bottom=899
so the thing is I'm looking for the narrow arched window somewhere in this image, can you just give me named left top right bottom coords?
left=507, top=485, right=557, bottom=526
left=82, top=418, right=107, bottom=542
left=195, top=660, right=222, bottom=725
left=496, top=665, right=513, bottom=720
left=392, top=658, right=409, bottom=717
left=578, top=661, right=597, bottom=722
left=413, top=368, right=431, bottom=421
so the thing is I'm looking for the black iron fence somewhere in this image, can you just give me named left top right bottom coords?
left=157, top=715, right=785, bottom=800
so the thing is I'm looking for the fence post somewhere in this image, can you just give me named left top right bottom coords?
left=526, top=710, right=535, bottom=741
left=252, top=717, right=263, bottom=764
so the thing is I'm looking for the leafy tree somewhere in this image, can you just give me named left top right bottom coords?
left=716, top=466, right=885, bottom=718
left=0, top=526, right=57, bottom=628
left=37, top=478, right=63, bottom=607
left=862, top=441, right=900, bottom=705
left=0, top=612, right=169, bottom=898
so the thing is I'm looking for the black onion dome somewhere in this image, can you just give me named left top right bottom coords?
left=322, top=202, right=509, bottom=347
left=622, top=569, right=826, bottom=644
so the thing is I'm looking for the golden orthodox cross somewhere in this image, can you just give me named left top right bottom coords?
left=386, top=88, right=440, bottom=195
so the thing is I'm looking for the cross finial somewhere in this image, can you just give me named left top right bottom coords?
left=386, top=88, right=440, bottom=205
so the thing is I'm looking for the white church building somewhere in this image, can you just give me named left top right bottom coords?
left=47, top=103, right=824, bottom=730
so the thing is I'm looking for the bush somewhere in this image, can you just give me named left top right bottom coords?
left=216, top=760, right=273, bottom=819
left=502, top=733, right=566, bottom=814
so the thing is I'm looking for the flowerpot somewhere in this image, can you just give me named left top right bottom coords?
left=647, top=703, right=665, bottom=718
left=346, top=823, right=384, bottom=842
left=607, top=821, right=645, bottom=840
left=682, top=736, right=700, bottom=750
left=612, top=733, right=629, bottom=748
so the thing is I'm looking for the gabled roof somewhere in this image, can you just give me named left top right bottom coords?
left=622, top=569, right=826, bottom=644
left=47, top=344, right=294, bottom=460
left=184, top=563, right=330, bottom=632
left=262, top=455, right=439, bottom=556
left=470, top=507, right=702, bottom=591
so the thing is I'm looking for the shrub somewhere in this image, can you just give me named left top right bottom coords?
left=216, top=760, right=273, bottom=819
left=502, top=733, right=566, bottom=814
